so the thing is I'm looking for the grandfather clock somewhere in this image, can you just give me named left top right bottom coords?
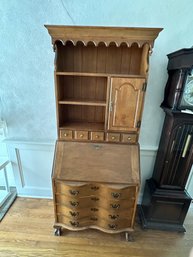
left=139, top=48, right=193, bottom=232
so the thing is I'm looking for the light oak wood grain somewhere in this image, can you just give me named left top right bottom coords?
left=0, top=198, right=192, bottom=257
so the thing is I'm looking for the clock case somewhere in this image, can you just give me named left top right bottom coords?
left=161, top=48, right=193, bottom=111
left=139, top=48, right=193, bottom=232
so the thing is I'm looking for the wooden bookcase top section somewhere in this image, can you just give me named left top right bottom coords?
left=45, top=25, right=162, bottom=48
left=53, top=141, right=140, bottom=184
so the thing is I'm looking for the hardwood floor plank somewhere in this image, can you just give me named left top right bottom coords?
left=0, top=198, right=192, bottom=257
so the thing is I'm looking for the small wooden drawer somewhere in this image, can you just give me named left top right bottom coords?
left=90, top=132, right=104, bottom=141
left=74, top=130, right=88, bottom=140
left=60, top=130, right=73, bottom=140
left=121, top=134, right=137, bottom=144
left=102, top=185, right=137, bottom=200
left=106, top=133, right=120, bottom=142
left=55, top=194, right=96, bottom=209
left=54, top=182, right=100, bottom=198
left=56, top=205, right=91, bottom=220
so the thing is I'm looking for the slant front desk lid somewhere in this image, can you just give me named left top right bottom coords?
left=53, top=142, right=140, bottom=185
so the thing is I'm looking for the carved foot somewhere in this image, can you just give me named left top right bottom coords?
left=125, top=232, right=134, bottom=242
left=54, top=226, right=62, bottom=236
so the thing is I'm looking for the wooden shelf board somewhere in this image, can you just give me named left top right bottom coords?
left=58, top=99, right=106, bottom=106
left=60, top=121, right=104, bottom=131
left=55, top=71, right=146, bottom=79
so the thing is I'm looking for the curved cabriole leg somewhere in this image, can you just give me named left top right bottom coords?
left=125, top=232, right=134, bottom=242
left=54, top=226, right=62, bottom=236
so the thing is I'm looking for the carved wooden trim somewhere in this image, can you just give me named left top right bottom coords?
left=45, top=25, right=163, bottom=49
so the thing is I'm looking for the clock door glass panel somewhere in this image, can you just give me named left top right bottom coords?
left=161, top=123, right=193, bottom=189
left=179, top=70, right=193, bottom=110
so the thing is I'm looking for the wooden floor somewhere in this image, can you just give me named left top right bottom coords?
left=0, top=198, right=193, bottom=257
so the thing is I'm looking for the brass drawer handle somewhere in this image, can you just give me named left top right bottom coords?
left=70, top=201, right=79, bottom=207
left=91, top=197, right=99, bottom=201
left=111, top=192, right=121, bottom=199
left=127, top=137, right=131, bottom=141
left=91, top=186, right=99, bottom=191
left=91, top=208, right=98, bottom=212
left=79, top=134, right=84, bottom=138
left=111, top=136, right=115, bottom=140
left=111, top=204, right=120, bottom=209
left=64, top=133, right=68, bottom=137
left=90, top=217, right=98, bottom=221
left=108, top=224, right=117, bottom=230
left=69, top=211, right=79, bottom=217
left=109, top=214, right=119, bottom=220
left=95, top=135, right=99, bottom=139
left=69, top=190, right=79, bottom=196
left=70, top=221, right=79, bottom=227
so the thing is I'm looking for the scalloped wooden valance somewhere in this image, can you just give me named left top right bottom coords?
left=45, top=25, right=163, bottom=49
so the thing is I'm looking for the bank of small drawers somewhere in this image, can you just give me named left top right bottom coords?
left=60, top=129, right=137, bottom=144
left=54, top=181, right=138, bottom=231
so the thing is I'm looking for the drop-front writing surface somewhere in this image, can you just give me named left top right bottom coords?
left=53, top=141, right=140, bottom=184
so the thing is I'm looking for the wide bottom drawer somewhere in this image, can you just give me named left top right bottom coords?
left=56, top=214, right=132, bottom=231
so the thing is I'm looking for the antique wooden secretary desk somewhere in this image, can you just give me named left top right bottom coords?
left=45, top=25, right=162, bottom=241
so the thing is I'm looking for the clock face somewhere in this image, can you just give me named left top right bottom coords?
left=183, top=79, right=193, bottom=106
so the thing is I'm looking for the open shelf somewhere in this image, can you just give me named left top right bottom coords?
left=58, top=105, right=106, bottom=130
left=56, top=75, right=107, bottom=103
left=56, top=72, right=146, bottom=79
left=55, top=41, right=146, bottom=76
left=58, top=99, right=106, bottom=106
left=59, top=121, right=104, bottom=131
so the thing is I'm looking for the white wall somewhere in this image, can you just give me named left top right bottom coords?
left=1, top=0, right=193, bottom=198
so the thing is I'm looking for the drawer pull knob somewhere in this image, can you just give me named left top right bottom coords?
left=64, top=133, right=68, bottom=137
left=80, top=134, right=84, bottom=138
left=91, top=186, right=99, bottom=191
left=91, top=208, right=98, bottom=212
left=91, top=197, right=99, bottom=201
left=111, top=204, right=120, bottom=209
left=95, top=135, right=99, bottom=139
left=128, top=137, right=131, bottom=140
left=109, top=214, right=119, bottom=220
left=70, top=221, right=79, bottom=227
left=111, top=192, right=121, bottom=199
left=111, top=136, right=115, bottom=140
left=90, top=217, right=98, bottom=221
left=69, top=190, right=79, bottom=196
left=70, top=201, right=79, bottom=207
left=69, top=211, right=79, bottom=217
left=108, top=224, right=117, bottom=230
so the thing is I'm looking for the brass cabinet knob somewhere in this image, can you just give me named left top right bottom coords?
left=109, top=214, right=119, bottom=220
left=111, top=136, right=115, bottom=140
left=95, top=135, right=99, bottom=139
left=80, top=134, right=84, bottom=138
left=64, top=133, right=68, bottom=137
left=69, top=190, right=79, bottom=196
left=70, top=221, right=79, bottom=227
left=108, top=224, right=117, bottom=230
left=91, top=186, right=99, bottom=191
left=90, top=217, right=98, bottom=221
left=70, top=201, right=79, bottom=207
left=127, top=137, right=131, bottom=141
left=111, top=203, right=120, bottom=209
left=91, top=197, right=99, bottom=201
left=111, top=192, right=121, bottom=199
left=69, top=211, right=79, bottom=217
left=91, top=208, right=99, bottom=212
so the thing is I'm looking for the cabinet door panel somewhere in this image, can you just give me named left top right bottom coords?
left=107, top=78, right=145, bottom=131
